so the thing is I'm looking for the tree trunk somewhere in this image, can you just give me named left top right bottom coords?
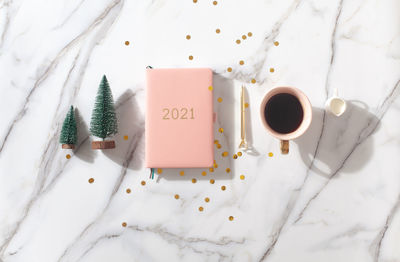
left=62, top=144, right=75, bottom=149
left=92, top=140, right=115, bottom=149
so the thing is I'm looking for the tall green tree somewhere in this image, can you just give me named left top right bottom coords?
left=90, top=75, right=118, bottom=140
left=60, top=106, right=77, bottom=145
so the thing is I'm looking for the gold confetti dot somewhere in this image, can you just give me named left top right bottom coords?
left=236, top=39, right=241, bottom=44
left=66, top=154, right=71, bottom=159
left=217, top=97, right=223, bottom=103
left=242, top=35, right=247, bottom=40
left=214, top=163, right=218, bottom=168
left=123, top=135, right=128, bottom=140
left=210, top=179, right=215, bottom=184
left=205, top=197, right=210, bottom=203
left=208, top=85, right=213, bottom=91
left=141, top=181, right=146, bottom=186
left=248, top=32, right=253, bottom=37
left=245, top=103, right=249, bottom=108
left=202, top=171, right=207, bottom=176
left=88, top=178, right=94, bottom=183
left=251, top=78, right=256, bottom=84
left=216, top=144, right=222, bottom=149
left=193, top=0, right=197, bottom=3
left=174, top=194, right=180, bottom=199
left=222, top=151, right=228, bottom=157
left=157, top=168, right=163, bottom=174
left=239, top=60, right=244, bottom=65
left=221, top=185, right=226, bottom=191
left=186, top=35, right=191, bottom=40
left=214, top=139, right=219, bottom=144
left=199, top=206, right=204, bottom=211
left=237, top=152, right=242, bottom=157
left=124, top=41, right=130, bottom=46
left=268, top=152, right=274, bottom=157
left=214, top=160, right=216, bottom=164
left=274, top=41, right=279, bottom=46
left=219, top=127, right=224, bottom=133
left=209, top=167, right=214, bottom=172
left=192, top=178, right=197, bottom=183
left=216, top=28, right=221, bottom=34
left=179, top=170, right=185, bottom=176
left=226, top=168, right=231, bottom=173
left=213, top=1, right=217, bottom=5
left=126, top=188, right=131, bottom=194
left=227, top=67, right=232, bottom=72
left=122, top=222, right=127, bottom=227
left=233, top=154, right=238, bottom=159
left=189, top=55, right=193, bottom=60
left=229, top=216, right=234, bottom=221
left=270, top=68, right=275, bottom=73
left=240, top=175, right=245, bottom=180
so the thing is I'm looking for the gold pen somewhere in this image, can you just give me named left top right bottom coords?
left=238, top=85, right=248, bottom=149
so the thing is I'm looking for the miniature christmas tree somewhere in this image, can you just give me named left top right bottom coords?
left=60, top=106, right=77, bottom=149
left=90, top=75, right=118, bottom=149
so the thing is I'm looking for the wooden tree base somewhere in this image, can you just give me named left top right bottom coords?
left=280, top=140, right=289, bottom=154
left=62, top=144, right=75, bottom=149
left=92, top=140, right=115, bottom=149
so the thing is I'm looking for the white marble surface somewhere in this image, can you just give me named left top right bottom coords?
left=0, top=0, right=400, bottom=261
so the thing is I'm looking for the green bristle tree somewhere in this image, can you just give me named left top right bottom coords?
left=60, top=105, right=77, bottom=149
left=90, top=75, right=118, bottom=149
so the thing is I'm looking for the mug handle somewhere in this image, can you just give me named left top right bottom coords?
left=280, top=140, right=289, bottom=154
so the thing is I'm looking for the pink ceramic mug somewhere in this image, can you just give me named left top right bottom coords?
left=260, top=87, right=312, bottom=154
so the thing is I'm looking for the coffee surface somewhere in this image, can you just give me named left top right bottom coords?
left=264, top=93, right=303, bottom=134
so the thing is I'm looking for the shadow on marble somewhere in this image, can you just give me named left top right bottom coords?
left=102, top=89, right=145, bottom=171
left=296, top=101, right=380, bottom=178
left=159, top=74, right=235, bottom=181
left=242, top=86, right=259, bottom=155
left=74, top=108, right=97, bottom=163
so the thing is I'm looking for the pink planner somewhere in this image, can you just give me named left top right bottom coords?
left=145, top=68, right=214, bottom=168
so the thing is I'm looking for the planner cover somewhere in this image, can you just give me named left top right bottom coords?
left=145, top=68, right=214, bottom=168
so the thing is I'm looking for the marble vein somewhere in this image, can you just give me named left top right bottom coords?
left=294, top=77, right=400, bottom=225
left=371, top=194, right=400, bottom=262
left=325, top=0, right=344, bottom=96
left=52, top=0, right=89, bottom=30
left=4, top=88, right=140, bottom=260
left=111, top=130, right=144, bottom=196
left=0, top=0, right=399, bottom=261
left=219, top=0, right=303, bottom=85
left=77, top=233, right=120, bottom=261
left=78, top=225, right=245, bottom=262
left=0, top=0, right=124, bottom=258
left=0, top=0, right=122, bottom=156
left=57, top=91, right=144, bottom=262
left=253, top=0, right=304, bottom=83
left=0, top=0, right=12, bottom=49
left=258, top=193, right=299, bottom=262
left=257, top=0, right=347, bottom=261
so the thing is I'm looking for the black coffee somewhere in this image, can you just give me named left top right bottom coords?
left=264, top=93, right=303, bottom=134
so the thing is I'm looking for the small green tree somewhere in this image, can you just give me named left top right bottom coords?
left=90, top=75, right=118, bottom=140
left=60, top=106, right=77, bottom=146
